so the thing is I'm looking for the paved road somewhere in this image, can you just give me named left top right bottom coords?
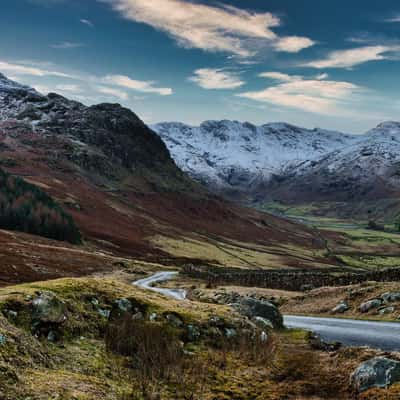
left=284, top=315, right=400, bottom=351
left=133, top=271, right=187, bottom=300
left=134, top=272, right=400, bottom=351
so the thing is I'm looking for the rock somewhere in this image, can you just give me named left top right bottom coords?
left=208, top=315, right=225, bottom=327
left=114, top=298, right=132, bottom=313
left=132, top=312, right=144, bottom=321
left=98, top=308, right=110, bottom=318
left=379, top=306, right=395, bottom=315
left=149, top=312, right=158, bottom=322
left=47, top=331, right=57, bottom=342
left=165, top=313, right=184, bottom=328
left=359, top=299, right=382, bottom=313
left=307, top=332, right=341, bottom=352
left=31, top=291, right=67, bottom=325
left=186, top=324, right=201, bottom=341
left=332, top=300, right=349, bottom=314
left=0, top=334, right=6, bottom=346
left=90, top=298, right=99, bottom=307
left=224, top=328, right=237, bottom=339
left=382, top=292, right=400, bottom=303
left=252, top=316, right=274, bottom=330
left=260, top=331, right=268, bottom=342
left=234, top=297, right=283, bottom=329
left=350, top=357, right=400, bottom=392
left=109, top=298, right=133, bottom=320
left=4, top=310, right=18, bottom=320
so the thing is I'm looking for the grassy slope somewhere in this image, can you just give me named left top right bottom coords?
left=0, top=276, right=398, bottom=400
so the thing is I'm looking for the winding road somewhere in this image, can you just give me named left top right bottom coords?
left=133, top=271, right=187, bottom=300
left=134, top=271, right=400, bottom=351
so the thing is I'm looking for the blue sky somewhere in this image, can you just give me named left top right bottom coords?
left=1, top=0, right=400, bottom=132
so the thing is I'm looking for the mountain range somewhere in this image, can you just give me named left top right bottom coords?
left=153, top=120, right=400, bottom=219
left=0, top=73, right=337, bottom=283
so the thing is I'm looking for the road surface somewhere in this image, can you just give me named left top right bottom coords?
left=284, top=315, right=400, bottom=351
left=133, top=272, right=400, bottom=351
left=133, top=271, right=187, bottom=300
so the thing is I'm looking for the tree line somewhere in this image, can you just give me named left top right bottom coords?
left=0, top=169, right=81, bottom=244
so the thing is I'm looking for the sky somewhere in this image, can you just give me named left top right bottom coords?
left=0, top=1, right=400, bottom=133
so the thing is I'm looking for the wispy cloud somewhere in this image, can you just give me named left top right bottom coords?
left=258, top=72, right=298, bottom=82
left=96, top=85, right=129, bottom=100
left=237, top=72, right=362, bottom=115
left=102, top=74, right=173, bottom=95
left=50, top=42, right=86, bottom=49
left=102, top=0, right=314, bottom=57
left=0, top=60, right=74, bottom=78
left=80, top=18, right=94, bottom=27
left=55, top=84, right=82, bottom=93
left=384, top=14, right=400, bottom=23
left=303, top=45, right=400, bottom=69
left=189, top=68, right=245, bottom=90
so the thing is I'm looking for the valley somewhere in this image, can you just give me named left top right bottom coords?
left=0, top=73, right=399, bottom=399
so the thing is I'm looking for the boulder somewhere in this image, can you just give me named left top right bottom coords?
left=332, top=300, right=349, bottom=314
left=186, top=324, right=201, bottom=341
left=382, top=292, right=400, bottom=303
left=165, top=313, right=184, bottom=328
left=359, top=299, right=382, bottom=313
left=350, top=357, right=400, bottom=392
left=114, top=298, right=132, bottom=313
left=31, top=291, right=67, bottom=325
left=379, top=306, right=395, bottom=315
left=234, top=297, right=283, bottom=329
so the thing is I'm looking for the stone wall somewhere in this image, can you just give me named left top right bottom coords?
left=182, top=264, right=400, bottom=292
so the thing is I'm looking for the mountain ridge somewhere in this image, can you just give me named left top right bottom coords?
left=152, top=119, right=400, bottom=211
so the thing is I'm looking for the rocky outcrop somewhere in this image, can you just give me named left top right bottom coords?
left=233, top=297, right=283, bottom=329
left=0, top=74, right=192, bottom=191
left=351, top=357, right=400, bottom=392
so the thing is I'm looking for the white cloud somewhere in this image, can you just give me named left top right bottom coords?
left=0, top=60, right=73, bottom=78
left=189, top=68, right=245, bottom=90
left=259, top=71, right=297, bottom=82
left=102, top=0, right=314, bottom=57
left=80, top=18, right=94, bottom=27
left=50, top=42, right=85, bottom=49
left=102, top=74, right=173, bottom=96
left=96, top=85, right=129, bottom=100
left=56, top=84, right=82, bottom=92
left=274, top=36, right=315, bottom=53
left=385, top=15, right=400, bottom=23
left=238, top=73, right=361, bottom=115
left=315, top=73, right=329, bottom=80
left=303, top=45, right=400, bottom=69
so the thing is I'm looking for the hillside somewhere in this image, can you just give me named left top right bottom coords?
left=0, top=74, right=340, bottom=284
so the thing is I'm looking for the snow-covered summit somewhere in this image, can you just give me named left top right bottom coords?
left=152, top=120, right=400, bottom=201
left=152, top=120, right=358, bottom=192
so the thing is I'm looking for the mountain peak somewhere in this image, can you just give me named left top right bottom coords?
left=0, top=73, right=37, bottom=94
left=374, top=121, right=400, bottom=131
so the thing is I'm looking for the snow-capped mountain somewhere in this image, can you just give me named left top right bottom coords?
left=152, top=120, right=400, bottom=203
